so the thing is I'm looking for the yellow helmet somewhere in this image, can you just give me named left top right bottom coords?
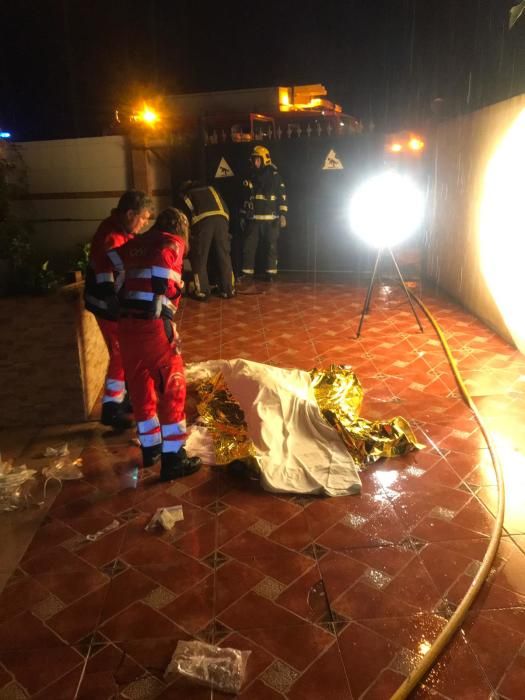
left=251, top=145, right=271, bottom=166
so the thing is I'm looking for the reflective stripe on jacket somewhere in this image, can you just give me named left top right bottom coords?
left=84, top=213, right=134, bottom=320
left=111, top=227, right=185, bottom=321
left=182, top=186, right=229, bottom=226
left=240, top=164, right=287, bottom=221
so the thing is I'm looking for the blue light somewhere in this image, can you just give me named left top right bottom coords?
left=0, top=132, right=11, bottom=139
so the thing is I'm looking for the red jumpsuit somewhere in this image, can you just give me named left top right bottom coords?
left=84, top=214, right=133, bottom=405
left=110, top=228, right=187, bottom=453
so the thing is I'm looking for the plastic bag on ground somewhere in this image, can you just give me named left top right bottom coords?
left=0, top=452, right=37, bottom=511
left=165, top=640, right=251, bottom=694
left=44, top=443, right=69, bottom=457
left=42, top=457, right=83, bottom=481
left=145, top=505, right=184, bottom=532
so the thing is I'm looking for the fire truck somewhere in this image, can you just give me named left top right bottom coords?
left=115, top=84, right=362, bottom=142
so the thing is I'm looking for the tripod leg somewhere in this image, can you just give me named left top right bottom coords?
left=356, top=248, right=382, bottom=338
left=388, top=248, right=424, bottom=332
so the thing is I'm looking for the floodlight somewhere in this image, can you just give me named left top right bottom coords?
left=349, top=171, right=425, bottom=249
left=350, top=171, right=426, bottom=337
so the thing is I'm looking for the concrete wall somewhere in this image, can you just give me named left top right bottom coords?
left=11, top=136, right=131, bottom=263
left=427, top=94, right=525, bottom=352
left=11, top=135, right=176, bottom=266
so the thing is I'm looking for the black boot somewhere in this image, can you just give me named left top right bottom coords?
left=141, top=444, right=162, bottom=468
left=121, top=392, right=133, bottom=414
left=160, top=448, right=201, bottom=482
left=101, top=402, right=134, bottom=430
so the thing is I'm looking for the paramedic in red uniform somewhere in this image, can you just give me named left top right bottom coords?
left=84, top=190, right=152, bottom=429
left=111, top=207, right=201, bottom=481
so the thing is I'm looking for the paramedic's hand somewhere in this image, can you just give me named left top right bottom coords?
left=280, top=215, right=287, bottom=229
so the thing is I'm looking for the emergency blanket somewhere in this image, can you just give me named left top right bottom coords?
left=186, top=359, right=362, bottom=497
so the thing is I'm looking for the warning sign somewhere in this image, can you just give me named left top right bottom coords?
left=215, top=157, right=234, bottom=178
left=322, top=149, right=344, bottom=170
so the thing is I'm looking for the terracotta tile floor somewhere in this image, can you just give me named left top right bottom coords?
left=1, top=277, right=525, bottom=699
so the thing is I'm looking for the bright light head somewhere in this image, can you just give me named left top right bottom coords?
left=349, top=171, right=425, bottom=248
left=131, top=103, right=160, bottom=127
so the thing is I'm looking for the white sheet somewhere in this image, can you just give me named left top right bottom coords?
left=186, top=359, right=361, bottom=497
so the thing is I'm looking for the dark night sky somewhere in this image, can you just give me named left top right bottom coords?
left=2, top=0, right=525, bottom=140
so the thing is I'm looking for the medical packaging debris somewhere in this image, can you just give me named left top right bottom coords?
left=165, top=640, right=251, bottom=694
left=0, top=453, right=37, bottom=511
left=145, top=505, right=184, bottom=531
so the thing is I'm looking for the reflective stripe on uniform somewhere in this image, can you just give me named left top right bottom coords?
left=103, top=378, right=125, bottom=403
left=123, top=291, right=177, bottom=313
left=253, top=214, right=278, bottom=220
left=183, top=195, right=195, bottom=212
left=106, top=379, right=125, bottom=393
left=102, top=393, right=125, bottom=404
left=138, top=416, right=160, bottom=433
left=209, top=187, right=229, bottom=221
left=161, top=420, right=187, bottom=438
left=152, top=266, right=181, bottom=282
left=192, top=210, right=227, bottom=224
left=96, top=272, right=114, bottom=283
left=107, top=249, right=124, bottom=271
left=124, top=290, right=155, bottom=302
left=161, top=438, right=185, bottom=454
left=139, top=432, right=162, bottom=448
left=255, top=194, right=277, bottom=201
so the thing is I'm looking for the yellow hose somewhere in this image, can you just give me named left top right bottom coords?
left=390, top=293, right=505, bottom=699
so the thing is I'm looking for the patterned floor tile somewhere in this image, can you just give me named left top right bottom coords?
left=3, top=280, right=525, bottom=697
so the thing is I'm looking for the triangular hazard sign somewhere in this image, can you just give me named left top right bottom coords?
left=215, top=157, right=234, bottom=178
left=322, top=149, right=344, bottom=170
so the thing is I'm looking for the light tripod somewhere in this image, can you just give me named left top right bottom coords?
left=356, top=247, right=424, bottom=338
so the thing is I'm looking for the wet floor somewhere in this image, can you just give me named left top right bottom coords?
left=1, top=278, right=524, bottom=699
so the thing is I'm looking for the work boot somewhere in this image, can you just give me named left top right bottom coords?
left=192, top=291, right=209, bottom=302
left=121, top=393, right=133, bottom=414
left=141, top=444, right=162, bottom=468
left=236, top=275, right=256, bottom=293
left=211, top=287, right=235, bottom=299
left=101, top=402, right=134, bottom=430
left=160, top=448, right=202, bottom=482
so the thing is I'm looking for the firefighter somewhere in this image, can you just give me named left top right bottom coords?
left=178, top=181, right=235, bottom=300
left=110, top=207, right=201, bottom=480
left=84, top=190, right=152, bottom=430
left=240, top=145, right=287, bottom=282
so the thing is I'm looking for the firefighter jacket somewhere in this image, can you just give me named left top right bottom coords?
left=84, top=213, right=134, bottom=321
left=108, top=227, right=184, bottom=322
left=179, top=186, right=229, bottom=226
left=241, top=164, right=287, bottom=222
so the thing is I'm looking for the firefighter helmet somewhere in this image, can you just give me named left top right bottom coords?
left=251, top=145, right=271, bottom=166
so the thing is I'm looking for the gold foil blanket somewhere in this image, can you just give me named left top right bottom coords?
left=193, top=364, right=422, bottom=467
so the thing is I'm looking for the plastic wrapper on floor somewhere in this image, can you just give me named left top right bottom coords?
left=165, top=640, right=251, bottom=694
